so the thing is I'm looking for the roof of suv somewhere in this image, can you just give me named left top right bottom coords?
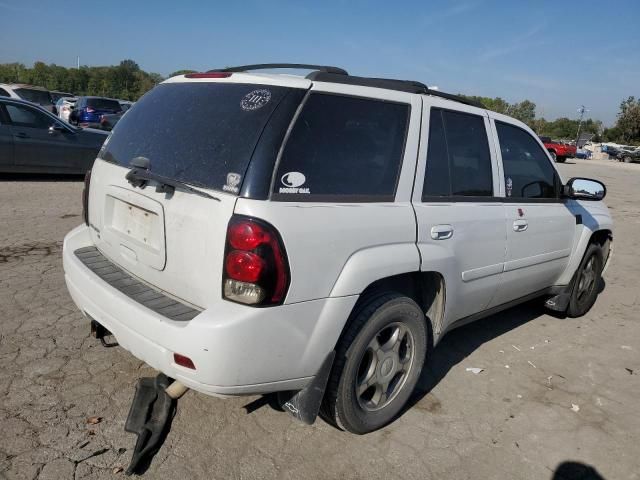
left=205, top=64, right=483, bottom=108
left=0, top=83, right=49, bottom=91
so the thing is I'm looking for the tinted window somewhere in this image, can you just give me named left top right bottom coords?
left=422, top=108, right=493, bottom=199
left=273, top=93, right=409, bottom=201
left=86, top=98, right=122, bottom=111
left=0, top=88, right=9, bottom=97
left=5, top=104, right=52, bottom=128
left=99, top=82, right=295, bottom=193
left=15, top=88, right=52, bottom=105
left=497, top=121, right=558, bottom=199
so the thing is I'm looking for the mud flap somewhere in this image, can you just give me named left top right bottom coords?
left=124, top=374, right=177, bottom=476
left=277, top=351, right=335, bottom=425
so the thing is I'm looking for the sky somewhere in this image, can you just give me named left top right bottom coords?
left=0, top=0, right=638, bottom=125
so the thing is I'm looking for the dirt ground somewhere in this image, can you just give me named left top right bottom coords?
left=0, top=158, right=638, bottom=480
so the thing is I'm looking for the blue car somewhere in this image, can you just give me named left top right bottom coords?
left=70, top=96, right=122, bottom=128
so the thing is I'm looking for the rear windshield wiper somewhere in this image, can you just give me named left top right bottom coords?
left=125, top=168, right=220, bottom=201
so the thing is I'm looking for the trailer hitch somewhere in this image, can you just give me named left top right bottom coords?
left=124, top=374, right=189, bottom=476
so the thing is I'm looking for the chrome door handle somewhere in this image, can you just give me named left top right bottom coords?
left=431, top=224, right=453, bottom=240
left=513, top=220, right=528, bottom=232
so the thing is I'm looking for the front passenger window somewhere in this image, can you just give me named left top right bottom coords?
left=496, top=121, right=558, bottom=199
left=6, top=104, right=52, bottom=129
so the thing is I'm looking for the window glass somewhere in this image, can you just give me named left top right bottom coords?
left=99, top=82, right=295, bottom=194
left=6, top=104, right=52, bottom=128
left=423, top=108, right=493, bottom=199
left=0, top=88, right=9, bottom=97
left=274, top=93, right=409, bottom=201
left=422, top=109, right=450, bottom=197
left=496, top=121, right=558, bottom=199
left=86, top=98, right=122, bottom=112
left=14, top=88, right=52, bottom=106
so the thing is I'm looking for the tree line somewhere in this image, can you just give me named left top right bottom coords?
left=1, top=60, right=637, bottom=144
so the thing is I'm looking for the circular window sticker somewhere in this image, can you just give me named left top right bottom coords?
left=241, top=89, right=271, bottom=111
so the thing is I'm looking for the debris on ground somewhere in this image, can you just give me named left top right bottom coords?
left=625, top=368, right=633, bottom=375
left=465, top=367, right=484, bottom=374
left=621, top=345, right=632, bottom=350
left=86, top=416, right=102, bottom=425
left=571, top=404, right=580, bottom=412
left=527, top=361, right=537, bottom=369
left=113, top=466, right=124, bottom=474
left=505, top=365, right=510, bottom=369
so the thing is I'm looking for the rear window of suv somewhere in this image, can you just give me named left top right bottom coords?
left=15, top=88, right=52, bottom=105
left=86, top=98, right=122, bottom=111
left=272, top=93, right=409, bottom=202
left=98, top=82, right=295, bottom=194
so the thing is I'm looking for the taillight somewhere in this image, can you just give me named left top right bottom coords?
left=86, top=107, right=95, bottom=113
left=223, top=216, right=289, bottom=306
left=82, top=169, right=91, bottom=226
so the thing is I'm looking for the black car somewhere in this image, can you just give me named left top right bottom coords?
left=619, top=148, right=640, bottom=163
left=0, top=97, right=108, bottom=174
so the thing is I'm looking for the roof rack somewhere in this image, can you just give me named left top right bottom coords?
left=208, top=63, right=349, bottom=75
left=206, top=64, right=482, bottom=108
left=306, top=71, right=483, bottom=108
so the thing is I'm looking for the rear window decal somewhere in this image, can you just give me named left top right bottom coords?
left=279, top=171, right=310, bottom=194
left=223, top=172, right=242, bottom=193
left=241, top=89, right=271, bottom=111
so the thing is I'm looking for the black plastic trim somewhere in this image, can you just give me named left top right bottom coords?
left=74, top=246, right=200, bottom=321
left=307, top=72, right=483, bottom=108
left=209, top=63, right=348, bottom=75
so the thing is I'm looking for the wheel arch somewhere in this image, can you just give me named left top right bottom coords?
left=333, top=271, right=447, bottom=352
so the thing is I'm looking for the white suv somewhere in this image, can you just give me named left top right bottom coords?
left=63, top=64, right=613, bottom=435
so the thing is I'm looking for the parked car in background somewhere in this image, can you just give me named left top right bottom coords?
left=119, top=100, right=134, bottom=112
left=619, top=147, right=640, bottom=163
left=70, top=96, right=122, bottom=128
left=0, top=97, right=107, bottom=174
left=539, top=136, right=576, bottom=162
left=0, top=83, right=55, bottom=112
left=55, top=97, right=77, bottom=122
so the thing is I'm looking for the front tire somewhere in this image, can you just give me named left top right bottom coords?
left=624, top=156, right=632, bottom=163
left=556, top=156, right=567, bottom=163
left=321, top=293, right=428, bottom=434
left=567, top=243, right=603, bottom=318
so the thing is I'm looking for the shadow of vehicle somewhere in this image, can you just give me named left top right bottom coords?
left=405, top=299, right=548, bottom=409
left=0, top=173, right=84, bottom=182
left=551, top=461, right=605, bottom=479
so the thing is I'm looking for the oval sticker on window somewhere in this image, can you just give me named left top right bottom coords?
left=241, top=89, right=271, bottom=111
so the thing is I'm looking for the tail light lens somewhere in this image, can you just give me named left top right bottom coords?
left=223, top=216, right=289, bottom=306
left=82, top=169, right=91, bottom=226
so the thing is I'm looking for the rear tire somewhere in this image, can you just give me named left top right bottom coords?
left=556, top=156, right=566, bottom=163
left=566, top=243, right=603, bottom=318
left=321, top=293, right=428, bottom=434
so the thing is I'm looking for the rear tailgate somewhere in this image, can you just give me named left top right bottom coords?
left=88, top=159, right=236, bottom=309
left=86, top=77, right=308, bottom=309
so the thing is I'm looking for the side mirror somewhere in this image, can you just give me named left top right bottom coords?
left=563, top=177, right=606, bottom=201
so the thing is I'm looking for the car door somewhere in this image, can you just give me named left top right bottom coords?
left=5, top=102, right=83, bottom=172
left=0, top=104, right=15, bottom=169
left=413, top=100, right=507, bottom=328
left=487, top=115, right=576, bottom=307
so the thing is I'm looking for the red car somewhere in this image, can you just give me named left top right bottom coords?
left=539, top=136, right=576, bottom=163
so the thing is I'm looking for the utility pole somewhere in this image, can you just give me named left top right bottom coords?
left=575, top=105, right=587, bottom=147
left=77, top=56, right=80, bottom=70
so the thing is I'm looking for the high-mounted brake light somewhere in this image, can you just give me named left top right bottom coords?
left=223, top=216, right=289, bottom=306
left=184, top=72, right=232, bottom=79
left=82, top=169, right=91, bottom=226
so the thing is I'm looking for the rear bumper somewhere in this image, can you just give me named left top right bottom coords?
left=63, top=225, right=357, bottom=396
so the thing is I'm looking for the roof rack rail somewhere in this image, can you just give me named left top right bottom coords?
left=306, top=71, right=483, bottom=108
left=208, top=63, right=348, bottom=75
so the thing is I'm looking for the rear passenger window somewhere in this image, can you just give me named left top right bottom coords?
left=273, top=93, right=409, bottom=202
left=496, top=121, right=559, bottom=199
left=422, top=108, right=493, bottom=199
left=5, top=104, right=51, bottom=129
